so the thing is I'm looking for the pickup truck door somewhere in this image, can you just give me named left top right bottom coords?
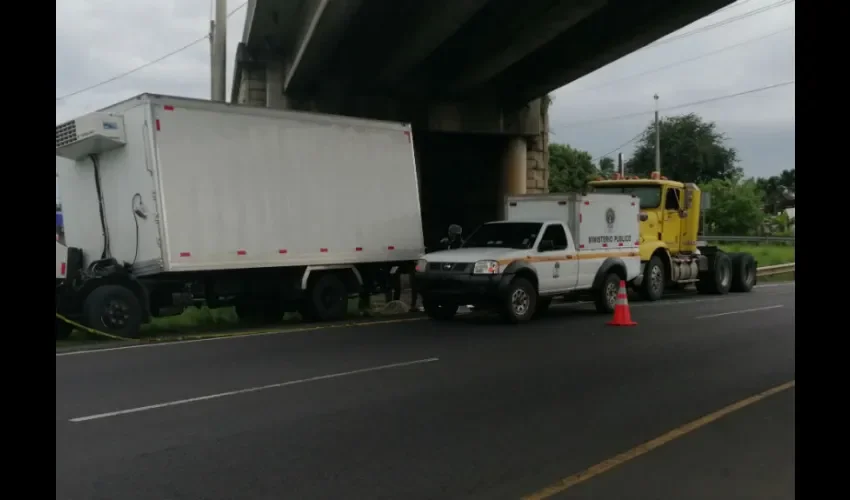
left=534, top=223, right=579, bottom=294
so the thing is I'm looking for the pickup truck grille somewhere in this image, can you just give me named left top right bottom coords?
left=428, top=262, right=472, bottom=273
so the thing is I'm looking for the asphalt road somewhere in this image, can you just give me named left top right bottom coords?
left=56, top=283, right=795, bottom=500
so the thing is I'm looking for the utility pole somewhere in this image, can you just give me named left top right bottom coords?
left=618, top=152, right=624, bottom=177
left=210, top=0, right=227, bottom=102
left=654, top=94, right=661, bottom=174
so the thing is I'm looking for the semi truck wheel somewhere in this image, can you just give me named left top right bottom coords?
left=305, top=273, right=348, bottom=321
left=696, top=251, right=732, bottom=295
left=729, top=253, right=757, bottom=293
left=423, top=299, right=458, bottom=321
left=639, top=255, right=665, bottom=302
left=499, top=277, right=537, bottom=324
left=83, top=284, right=144, bottom=339
left=594, top=272, right=622, bottom=314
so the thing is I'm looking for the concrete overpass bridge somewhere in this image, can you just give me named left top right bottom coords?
left=231, top=0, right=732, bottom=242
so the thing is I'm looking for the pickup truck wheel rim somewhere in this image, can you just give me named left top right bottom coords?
left=606, top=281, right=619, bottom=309
left=511, top=288, right=530, bottom=316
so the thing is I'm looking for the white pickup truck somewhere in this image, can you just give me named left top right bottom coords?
left=414, top=193, right=642, bottom=323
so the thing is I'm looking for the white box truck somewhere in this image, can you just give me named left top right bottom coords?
left=55, top=93, right=424, bottom=339
left=414, top=193, right=641, bottom=323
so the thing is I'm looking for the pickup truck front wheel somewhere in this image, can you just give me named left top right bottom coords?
left=500, top=277, right=537, bottom=324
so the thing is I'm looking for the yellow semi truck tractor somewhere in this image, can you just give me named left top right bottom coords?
left=587, top=173, right=757, bottom=301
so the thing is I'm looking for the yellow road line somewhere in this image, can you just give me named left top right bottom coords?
left=521, top=380, right=796, bottom=500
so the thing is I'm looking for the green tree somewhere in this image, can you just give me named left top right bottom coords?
left=626, top=113, right=742, bottom=183
left=548, top=143, right=597, bottom=192
left=701, top=178, right=765, bottom=235
left=598, top=157, right=616, bottom=176
left=755, top=168, right=795, bottom=213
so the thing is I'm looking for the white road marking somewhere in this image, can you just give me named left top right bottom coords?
left=69, top=357, right=439, bottom=423
left=695, top=305, right=784, bottom=319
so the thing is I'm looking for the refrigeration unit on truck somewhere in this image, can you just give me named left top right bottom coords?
left=413, top=193, right=642, bottom=323
left=587, top=172, right=758, bottom=301
left=54, top=93, right=425, bottom=340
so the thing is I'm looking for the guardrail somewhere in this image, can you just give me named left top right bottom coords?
left=702, top=235, right=795, bottom=244
left=756, top=263, right=795, bottom=277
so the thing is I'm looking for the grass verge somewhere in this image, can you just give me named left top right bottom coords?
left=717, top=243, right=795, bottom=267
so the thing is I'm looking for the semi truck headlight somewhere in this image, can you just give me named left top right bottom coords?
left=415, top=259, right=428, bottom=272
left=473, top=260, right=500, bottom=274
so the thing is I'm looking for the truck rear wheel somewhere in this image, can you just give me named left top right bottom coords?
left=304, top=273, right=348, bottom=322
left=500, top=277, right=537, bottom=324
left=594, top=273, right=622, bottom=314
left=83, top=284, right=144, bottom=339
left=639, top=255, right=665, bottom=302
left=696, top=251, right=732, bottom=295
left=729, top=253, right=757, bottom=293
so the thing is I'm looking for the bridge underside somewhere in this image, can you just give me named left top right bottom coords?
left=233, top=0, right=732, bottom=241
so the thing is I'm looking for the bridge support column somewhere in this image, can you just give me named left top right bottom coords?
left=499, top=136, right=527, bottom=219
left=236, top=65, right=266, bottom=107
left=503, top=137, right=527, bottom=196
left=525, top=97, right=550, bottom=194
left=265, top=61, right=288, bottom=109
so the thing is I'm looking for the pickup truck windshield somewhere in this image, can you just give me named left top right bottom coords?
left=462, top=222, right=543, bottom=250
left=591, top=185, right=661, bottom=209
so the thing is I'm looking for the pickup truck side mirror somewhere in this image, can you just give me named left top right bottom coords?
left=538, top=240, right=555, bottom=252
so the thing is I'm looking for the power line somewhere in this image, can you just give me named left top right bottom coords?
left=556, top=80, right=795, bottom=129
left=646, top=0, right=794, bottom=49
left=55, top=2, right=248, bottom=101
left=592, top=131, right=646, bottom=162
left=568, top=25, right=793, bottom=95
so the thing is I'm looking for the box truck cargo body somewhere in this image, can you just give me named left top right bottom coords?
left=54, top=94, right=425, bottom=338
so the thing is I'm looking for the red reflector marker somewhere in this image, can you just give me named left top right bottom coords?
left=237, top=250, right=246, bottom=255
left=179, top=252, right=191, bottom=257
left=355, top=247, right=363, bottom=251
left=60, top=262, right=66, bottom=275
left=320, top=248, right=328, bottom=253
left=155, top=119, right=161, bottom=131
left=579, top=244, right=585, bottom=249
left=584, top=201, right=590, bottom=205
left=163, top=105, right=174, bottom=111
left=602, top=243, right=608, bottom=248
left=618, top=242, right=624, bottom=246
left=278, top=249, right=288, bottom=254
left=387, top=246, right=395, bottom=250
left=579, top=213, right=583, bottom=223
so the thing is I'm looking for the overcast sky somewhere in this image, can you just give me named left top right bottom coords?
left=56, top=0, right=794, bottom=184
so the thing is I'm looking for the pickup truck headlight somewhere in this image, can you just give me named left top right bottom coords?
left=415, top=259, right=428, bottom=273
left=473, top=260, right=500, bottom=275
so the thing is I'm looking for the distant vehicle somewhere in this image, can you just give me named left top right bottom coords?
left=54, top=93, right=424, bottom=339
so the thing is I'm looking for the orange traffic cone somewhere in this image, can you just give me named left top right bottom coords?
left=607, top=280, right=637, bottom=326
